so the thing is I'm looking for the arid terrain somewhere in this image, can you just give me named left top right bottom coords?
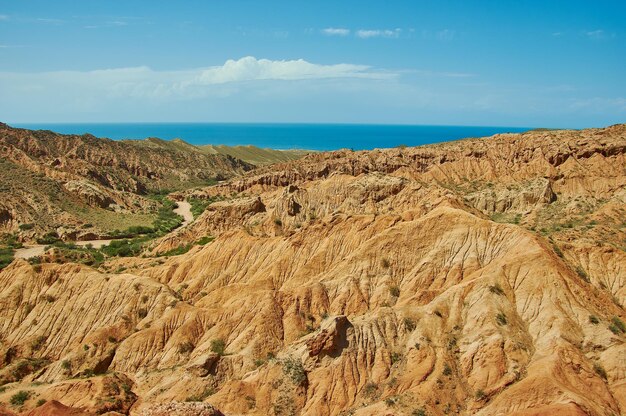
left=0, top=124, right=625, bottom=415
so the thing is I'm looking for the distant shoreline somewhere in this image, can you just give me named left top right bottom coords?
left=10, top=122, right=533, bottom=151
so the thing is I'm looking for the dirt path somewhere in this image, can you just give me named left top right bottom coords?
left=14, top=239, right=114, bottom=259
left=174, top=200, right=193, bottom=227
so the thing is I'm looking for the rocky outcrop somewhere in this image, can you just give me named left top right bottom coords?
left=137, top=402, right=223, bottom=416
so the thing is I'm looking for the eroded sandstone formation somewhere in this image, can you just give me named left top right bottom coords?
left=0, top=125, right=624, bottom=415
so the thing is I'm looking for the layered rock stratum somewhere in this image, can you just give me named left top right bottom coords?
left=0, top=124, right=625, bottom=415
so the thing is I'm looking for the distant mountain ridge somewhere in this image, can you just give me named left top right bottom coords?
left=200, top=143, right=312, bottom=166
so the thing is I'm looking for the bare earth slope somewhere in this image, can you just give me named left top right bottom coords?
left=0, top=124, right=624, bottom=415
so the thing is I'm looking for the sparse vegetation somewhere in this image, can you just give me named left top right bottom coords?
left=384, top=397, right=397, bottom=406
left=552, top=243, right=564, bottom=258
left=10, top=390, right=31, bottom=406
left=178, top=341, right=194, bottom=354
left=210, top=338, right=226, bottom=356
left=160, top=243, right=193, bottom=257
left=31, top=335, right=47, bottom=350
left=489, top=283, right=505, bottom=295
left=188, top=196, right=221, bottom=218
left=593, top=363, right=608, bottom=380
left=0, top=246, right=15, bottom=270
left=363, top=382, right=379, bottom=398
left=496, top=312, right=508, bottom=326
left=282, top=356, right=306, bottom=385
left=404, top=317, right=416, bottom=332
left=575, top=266, right=590, bottom=283
left=609, top=317, right=626, bottom=335
left=185, top=386, right=215, bottom=402
left=389, top=285, right=400, bottom=297
left=195, top=236, right=214, bottom=246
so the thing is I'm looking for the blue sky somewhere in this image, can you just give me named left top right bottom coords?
left=0, top=0, right=624, bottom=127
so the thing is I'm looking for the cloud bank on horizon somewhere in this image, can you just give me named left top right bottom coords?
left=0, top=0, right=624, bottom=127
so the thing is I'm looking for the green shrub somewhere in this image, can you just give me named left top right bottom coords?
left=575, top=267, right=590, bottom=282
left=188, top=197, right=212, bottom=218
left=282, top=356, right=306, bottom=385
left=363, top=382, right=378, bottom=398
left=496, top=313, right=508, bottom=326
left=185, top=387, right=215, bottom=402
left=593, top=363, right=607, bottom=380
left=404, top=317, right=416, bottom=332
left=178, top=341, right=194, bottom=354
left=589, top=315, right=599, bottom=324
left=489, top=284, right=505, bottom=295
left=412, top=409, right=427, bottom=416
left=137, top=308, right=148, bottom=319
left=475, top=389, right=486, bottom=400
left=611, top=316, right=626, bottom=333
left=61, top=359, right=71, bottom=371
left=161, top=244, right=192, bottom=257
left=36, top=399, right=46, bottom=407
left=210, top=339, right=226, bottom=356
left=19, top=223, right=34, bottom=231
left=31, top=335, right=47, bottom=350
left=389, top=285, right=400, bottom=297
left=10, top=390, right=31, bottom=406
left=443, top=363, right=452, bottom=376
left=195, top=236, right=214, bottom=246
left=552, top=243, right=564, bottom=258
left=0, top=247, right=15, bottom=269
left=36, top=231, right=60, bottom=245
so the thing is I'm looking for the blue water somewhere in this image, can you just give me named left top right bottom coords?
left=13, top=123, right=531, bottom=151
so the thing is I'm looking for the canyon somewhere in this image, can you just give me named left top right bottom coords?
left=0, top=124, right=624, bottom=415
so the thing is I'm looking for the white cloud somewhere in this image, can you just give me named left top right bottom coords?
left=36, top=17, right=64, bottom=25
left=436, top=29, right=455, bottom=41
left=569, top=97, right=626, bottom=112
left=322, top=27, right=350, bottom=36
left=585, top=29, right=614, bottom=40
left=0, top=57, right=397, bottom=103
left=192, top=56, right=388, bottom=85
left=356, top=29, right=401, bottom=39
